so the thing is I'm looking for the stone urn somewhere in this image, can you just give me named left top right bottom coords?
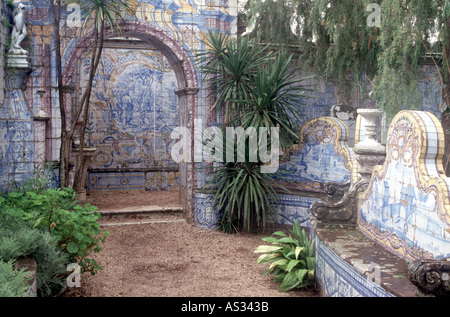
left=354, top=109, right=386, bottom=182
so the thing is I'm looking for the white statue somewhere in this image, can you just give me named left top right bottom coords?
left=10, top=3, right=28, bottom=54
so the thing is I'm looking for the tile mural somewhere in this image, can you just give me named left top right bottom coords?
left=83, top=48, right=180, bottom=190
left=359, top=111, right=450, bottom=260
left=277, top=117, right=354, bottom=193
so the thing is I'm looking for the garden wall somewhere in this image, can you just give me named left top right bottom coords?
left=0, top=0, right=446, bottom=220
left=194, top=116, right=354, bottom=230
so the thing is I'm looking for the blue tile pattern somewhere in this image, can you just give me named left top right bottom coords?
left=315, top=237, right=394, bottom=297
left=359, top=111, right=450, bottom=260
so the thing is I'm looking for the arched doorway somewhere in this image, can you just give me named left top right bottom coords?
left=62, top=21, right=199, bottom=221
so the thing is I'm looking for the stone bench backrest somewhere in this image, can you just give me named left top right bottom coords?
left=359, top=110, right=450, bottom=260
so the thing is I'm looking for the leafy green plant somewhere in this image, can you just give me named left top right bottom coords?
left=0, top=260, right=33, bottom=297
left=209, top=159, right=281, bottom=233
left=197, top=32, right=314, bottom=233
left=0, top=187, right=109, bottom=276
left=254, top=221, right=316, bottom=291
left=7, top=162, right=58, bottom=194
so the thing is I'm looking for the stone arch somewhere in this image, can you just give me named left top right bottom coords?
left=62, top=20, right=199, bottom=220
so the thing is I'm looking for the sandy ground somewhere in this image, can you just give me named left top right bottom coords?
left=64, top=190, right=318, bottom=298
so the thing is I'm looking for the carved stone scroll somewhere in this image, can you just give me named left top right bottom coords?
left=407, top=260, right=450, bottom=297
left=311, top=179, right=369, bottom=228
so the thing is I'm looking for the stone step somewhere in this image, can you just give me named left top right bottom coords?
left=98, top=205, right=183, bottom=227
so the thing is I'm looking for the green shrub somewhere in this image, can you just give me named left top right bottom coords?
left=0, top=260, right=33, bottom=297
left=254, top=221, right=316, bottom=291
left=0, top=187, right=108, bottom=276
left=0, top=164, right=108, bottom=296
left=0, top=227, right=70, bottom=297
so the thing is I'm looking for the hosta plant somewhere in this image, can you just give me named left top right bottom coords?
left=254, top=221, right=316, bottom=291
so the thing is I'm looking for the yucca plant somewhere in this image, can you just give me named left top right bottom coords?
left=209, top=160, right=281, bottom=233
left=235, top=50, right=314, bottom=150
left=196, top=31, right=271, bottom=123
left=197, top=32, right=315, bottom=232
left=254, top=221, right=316, bottom=292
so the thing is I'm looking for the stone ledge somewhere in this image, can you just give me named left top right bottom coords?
left=99, top=205, right=183, bottom=220
left=14, top=258, right=37, bottom=297
left=315, top=227, right=418, bottom=297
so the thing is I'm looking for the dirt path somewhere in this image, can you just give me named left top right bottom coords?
left=64, top=190, right=318, bottom=297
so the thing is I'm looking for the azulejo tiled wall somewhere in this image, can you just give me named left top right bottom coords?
left=82, top=46, right=180, bottom=191
left=195, top=116, right=353, bottom=230
left=359, top=110, right=450, bottom=260
left=0, top=68, right=36, bottom=190
left=194, top=191, right=320, bottom=230
left=88, top=170, right=179, bottom=191
left=277, top=117, right=354, bottom=193
left=194, top=192, right=221, bottom=230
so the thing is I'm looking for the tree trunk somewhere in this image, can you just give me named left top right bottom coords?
left=50, top=0, right=70, bottom=188
left=441, top=86, right=450, bottom=177
left=72, top=18, right=105, bottom=190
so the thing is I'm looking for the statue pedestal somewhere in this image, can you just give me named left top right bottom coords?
left=7, top=51, right=30, bottom=68
left=353, top=147, right=386, bottom=182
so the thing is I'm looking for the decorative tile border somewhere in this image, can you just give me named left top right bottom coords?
left=315, top=236, right=394, bottom=297
left=194, top=192, right=222, bottom=230
left=270, top=194, right=320, bottom=228
left=194, top=192, right=320, bottom=230
left=87, top=170, right=179, bottom=191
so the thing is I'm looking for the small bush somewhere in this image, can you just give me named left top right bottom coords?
left=0, top=163, right=108, bottom=295
left=1, top=187, right=109, bottom=276
left=0, top=260, right=33, bottom=297
left=0, top=227, right=70, bottom=297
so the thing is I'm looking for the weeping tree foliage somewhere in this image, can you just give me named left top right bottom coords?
left=372, top=1, right=450, bottom=120
left=243, top=0, right=450, bottom=172
left=244, top=0, right=382, bottom=99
